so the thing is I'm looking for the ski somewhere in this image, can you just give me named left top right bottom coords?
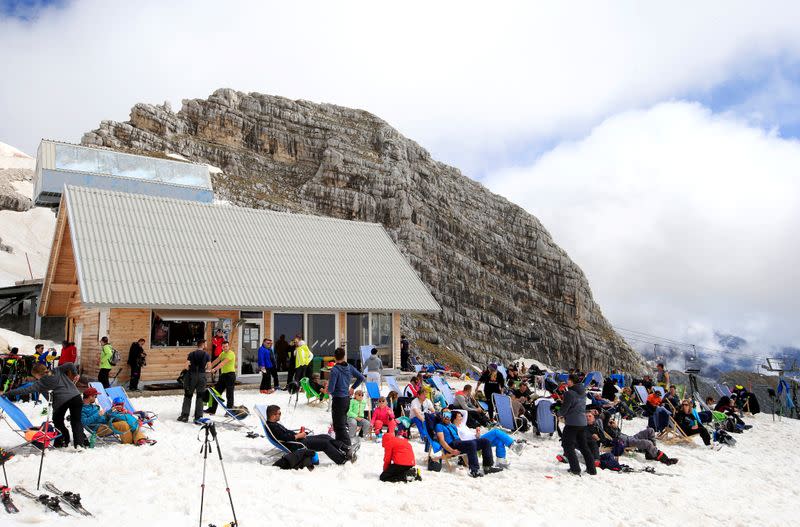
left=1, top=486, right=19, bottom=514
left=14, top=486, right=71, bottom=516
left=43, top=482, right=92, bottom=516
left=619, top=466, right=676, bottom=477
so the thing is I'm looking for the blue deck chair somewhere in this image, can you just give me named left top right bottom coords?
left=5, top=382, right=39, bottom=403
left=0, top=396, right=61, bottom=450
left=496, top=365, right=508, bottom=380
left=609, top=373, right=625, bottom=388
left=634, top=385, right=649, bottom=405
left=556, top=372, right=569, bottom=382
left=207, top=390, right=249, bottom=428
left=714, top=384, right=733, bottom=398
left=106, top=386, right=157, bottom=427
left=653, top=386, right=666, bottom=397
left=583, top=371, right=602, bottom=388
left=478, top=401, right=489, bottom=412
left=253, top=404, right=318, bottom=465
left=414, top=365, right=423, bottom=373
left=430, top=375, right=455, bottom=406
left=534, top=398, right=556, bottom=436
left=90, top=382, right=113, bottom=412
left=492, top=393, right=522, bottom=435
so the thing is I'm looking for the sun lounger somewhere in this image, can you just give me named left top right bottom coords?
left=492, top=393, right=523, bottom=435
left=207, top=389, right=249, bottom=428
left=430, top=375, right=455, bottom=406
left=106, top=386, right=157, bottom=427
left=0, top=396, right=61, bottom=451
left=89, top=382, right=113, bottom=412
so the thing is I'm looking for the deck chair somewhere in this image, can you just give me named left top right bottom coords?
left=106, top=386, right=157, bottom=428
left=414, top=365, right=423, bottom=373
left=298, top=377, right=330, bottom=408
left=583, top=371, right=603, bottom=388
left=714, top=384, right=733, bottom=398
left=365, top=381, right=382, bottom=416
left=609, top=373, right=625, bottom=388
left=653, top=386, right=666, bottom=397
left=422, top=412, right=467, bottom=471
left=430, top=375, right=455, bottom=406
left=206, top=389, right=249, bottom=428
left=89, top=382, right=113, bottom=412
left=253, top=404, right=318, bottom=465
left=492, top=393, right=523, bottom=435
left=0, top=396, right=61, bottom=452
left=658, top=398, right=693, bottom=444
left=534, top=398, right=556, bottom=436
left=633, top=385, right=649, bottom=405
left=385, top=376, right=401, bottom=395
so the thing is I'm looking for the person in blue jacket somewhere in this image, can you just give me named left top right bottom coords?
left=328, top=347, right=364, bottom=448
left=258, top=338, right=279, bottom=393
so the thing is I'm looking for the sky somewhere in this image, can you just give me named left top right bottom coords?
left=1, top=1, right=799, bottom=365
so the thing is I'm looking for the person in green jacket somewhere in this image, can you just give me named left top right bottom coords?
left=207, top=340, right=237, bottom=415
left=347, top=390, right=368, bottom=439
left=99, top=336, right=113, bottom=388
left=293, top=338, right=314, bottom=384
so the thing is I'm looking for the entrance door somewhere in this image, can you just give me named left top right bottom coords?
left=346, top=313, right=369, bottom=366
left=273, top=313, right=304, bottom=371
left=239, top=320, right=262, bottom=376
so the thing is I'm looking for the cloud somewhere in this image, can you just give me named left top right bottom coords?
left=487, top=101, right=800, bottom=352
left=2, top=1, right=800, bottom=176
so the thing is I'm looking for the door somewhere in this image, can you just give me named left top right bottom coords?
left=346, top=313, right=369, bottom=366
left=273, top=313, right=304, bottom=371
left=239, top=320, right=262, bottom=376
left=307, top=314, right=336, bottom=357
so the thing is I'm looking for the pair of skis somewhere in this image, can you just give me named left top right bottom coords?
left=7, top=482, right=92, bottom=516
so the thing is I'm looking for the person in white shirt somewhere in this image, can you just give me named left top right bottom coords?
left=409, top=391, right=435, bottom=437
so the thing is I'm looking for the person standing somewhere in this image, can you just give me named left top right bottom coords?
left=274, top=334, right=289, bottom=372
left=178, top=339, right=210, bottom=422
left=211, top=329, right=225, bottom=360
left=127, top=338, right=146, bottom=391
left=656, top=363, right=670, bottom=389
left=207, top=340, right=236, bottom=414
left=363, top=348, right=383, bottom=385
left=293, top=338, right=313, bottom=383
left=328, top=347, right=364, bottom=447
left=59, top=340, right=78, bottom=366
left=285, top=336, right=297, bottom=386
left=400, top=335, right=410, bottom=372
left=558, top=373, right=596, bottom=476
left=476, top=364, right=505, bottom=417
left=1, top=363, right=87, bottom=448
left=98, top=336, right=113, bottom=389
left=258, top=338, right=279, bottom=393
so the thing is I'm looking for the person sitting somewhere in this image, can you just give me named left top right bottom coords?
left=604, top=415, right=678, bottom=465
left=513, top=381, right=535, bottom=404
left=674, top=400, right=712, bottom=447
left=380, top=432, right=420, bottom=482
left=308, top=374, right=328, bottom=401
left=81, top=387, right=139, bottom=444
left=265, top=404, right=357, bottom=464
left=508, top=392, right=532, bottom=432
left=106, top=397, right=152, bottom=445
left=585, top=410, right=605, bottom=460
left=453, top=384, right=491, bottom=427
left=371, top=396, right=397, bottom=437
left=409, top=391, right=435, bottom=437
left=601, top=377, right=618, bottom=401
left=404, top=375, right=423, bottom=398
left=714, top=395, right=751, bottom=431
left=617, top=387, right=639, bottom=419
left=453, top=409, right=523, bottom=468
left=434, top=410, right=500, bottom=478
left=662, top=385, right=681, bottom=411
left=347, top=390, right=368, bottom=439
left=645, top=389, right=672, bottom=432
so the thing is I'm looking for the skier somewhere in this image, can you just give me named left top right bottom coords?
left=0, top=363, right=88, bottom=449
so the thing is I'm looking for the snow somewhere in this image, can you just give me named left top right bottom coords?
left=0, top=207, right=57, bottom=286
left=205, top=163, right=223, bottom=175
left=0, top=328, right=59, bottom=355
left=165, top=152, right=189, bottom=162
left=0, top=142, right=34, bottom=170
left=9, top=180, right=33, bottom=198
left=0, top=382, right=795, bottom=526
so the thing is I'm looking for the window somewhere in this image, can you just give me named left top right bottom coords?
left=370, top=313, right=393, bottom=365
left=308, top=314, right=336, bottom=357
left=151, top=313, right=206, bottom=347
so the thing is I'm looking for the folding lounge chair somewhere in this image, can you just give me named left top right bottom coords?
left=492, top=393, right=524, bottom=435
left=90, top=382, right=113, bottom=412
left=430, top=375, right=455, bottom=406
left=385, top=376, right=402, bottom=396
left=633, top=385, right=649, bottom=405
left=653, top=386, right=666, bottom=397
left=0, top=396, right=61, bottom=452
left=253, top=404, right=318, bottom=465
left=365, top=381, right=382, bottom=414
left=583, top=371, right=603, bottom=389
left=204, top=389, right=249, bottom=428
left=299, top=377, right=330, bottom=408
left=422, top=412, right=466, bottom=471
left=534, top=398, right=556, bottom=436
left=106, top=386, right=157, bottom=428
left=496, top=365, right=508, bottom=380
left=714, top=384, right=733, bottom=398
left=657, top=398, right=693, bottom=444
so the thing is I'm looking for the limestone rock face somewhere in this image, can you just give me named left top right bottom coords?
left=82, top=89, right=645, bottom=372
left=0, top=168, right=34, bottom=212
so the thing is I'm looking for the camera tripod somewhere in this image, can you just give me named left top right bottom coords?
left=198, top=422, right=238, bottom=527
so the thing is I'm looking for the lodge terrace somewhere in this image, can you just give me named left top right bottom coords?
left=37, top=185, right=440, bottom=384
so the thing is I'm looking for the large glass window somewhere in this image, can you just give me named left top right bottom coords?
left=346, top=313, right=369, bottom=365
left=151, top=313, right=205, bottom=347
left=370, top=313, right=393, bottom=365
left=308, top=314, right=336, bottom=357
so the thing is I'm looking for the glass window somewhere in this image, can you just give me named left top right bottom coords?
left=150, top=313, right=205, bottom=347
left=308, top=314, right=336, bottom=357
left=346, top=313, right=369, bottom=365
left=370, top=313, right=393, bottom=365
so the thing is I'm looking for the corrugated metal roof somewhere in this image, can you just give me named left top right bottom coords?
left=63, top=186, right=441, bottom=313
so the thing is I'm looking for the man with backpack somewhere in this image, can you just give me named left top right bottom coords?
left=178, top=339, right=211, bottom=423
left=98, top=337, right=115, bottom=389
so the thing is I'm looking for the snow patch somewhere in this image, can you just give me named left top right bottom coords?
left=0, top=328, right=59, bottom=355
left=0, top=207, right=57, bottom=286
left=165, top=152, right=189, bottom=162
left=205, top=163, right=223, bottom=175
left=0, top=141, right=35, bottom=170
left=10, top=179, right=33, bottom=199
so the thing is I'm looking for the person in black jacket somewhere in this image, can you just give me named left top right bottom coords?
left=265, top=405, right=357, bottom=464
left=127, top=338, right=146, bottom=391
left=557, top=374, right=596, bottom=475
left=674, top=400, right=712, bottom=446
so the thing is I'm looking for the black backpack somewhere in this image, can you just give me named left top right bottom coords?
left=274, top=448, right=316, bottom=470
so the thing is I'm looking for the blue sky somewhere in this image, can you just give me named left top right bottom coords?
left=1, top=2, right=799, bottom=356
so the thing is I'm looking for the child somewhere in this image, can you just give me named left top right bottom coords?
left=347, top=390, right=368, bottom=439
left=370, top=397, right=396, bottom=437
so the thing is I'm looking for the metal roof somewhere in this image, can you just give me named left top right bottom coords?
left=63, top=186, right=440, bottom=313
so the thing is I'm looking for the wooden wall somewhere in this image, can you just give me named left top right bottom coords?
left=65, top=297, right=100, bottom=377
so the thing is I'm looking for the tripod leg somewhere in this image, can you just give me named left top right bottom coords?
left=199, top=432, right=210, bottom=527
left=213, top=431, right=238, bottom=527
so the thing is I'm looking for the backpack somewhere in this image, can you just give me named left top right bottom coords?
left=599, top=452, right=623, bottom=471
left=273, top=448, right=316, bottom=470
left=230, top=406, right=250, bottom=419
left=109, top=348, right=121, bottom=366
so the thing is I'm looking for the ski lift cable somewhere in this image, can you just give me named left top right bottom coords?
left=615, top=331, right=765, bottom=361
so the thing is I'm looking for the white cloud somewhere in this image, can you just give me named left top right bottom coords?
left=2, top=1, right=800, bottom=175
left=487, top=101, right=800, bottom=350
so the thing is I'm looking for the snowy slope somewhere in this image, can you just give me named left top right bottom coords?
left=0, top=141, right=34, bottom=170
left=0, top=384, right=794, bottom=526
left=0, top=206, right=56, bottom=286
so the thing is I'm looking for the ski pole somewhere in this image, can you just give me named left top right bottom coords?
left=36, top=393, right=52, bottom=490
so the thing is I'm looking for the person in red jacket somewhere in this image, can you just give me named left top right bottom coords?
left=59, top=340, right=78, bottom=366
left=380, top=432, right=420, bottom=482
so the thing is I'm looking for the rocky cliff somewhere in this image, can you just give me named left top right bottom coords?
left=82, top=88, right=645, bottom=373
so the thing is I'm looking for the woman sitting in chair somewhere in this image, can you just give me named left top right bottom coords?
left=371, top=397, right=397, bottom=437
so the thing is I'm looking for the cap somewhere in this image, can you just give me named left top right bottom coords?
left=112, top=397, right=125, bottom=406
left=83, top=387, right=99, bottom=398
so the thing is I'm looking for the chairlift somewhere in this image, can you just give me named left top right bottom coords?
left=684, top=345, right=700, bottom=374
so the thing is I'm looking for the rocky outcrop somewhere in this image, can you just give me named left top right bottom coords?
left=0, top=168, right=34, bottom=212
left=82, top=89, right=646, bottom=373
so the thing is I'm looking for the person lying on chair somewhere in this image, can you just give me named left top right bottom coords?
left=265, top=404, right=357, bottom=464
left=434, top=409, right=501, bottom=478
left=453, top=409, right=523, bottom=468
left=453, top=384, right=491, bottom=427
left=674, top=400, right=712, bottom=447
left=604, top=415, right=678, bottom=465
